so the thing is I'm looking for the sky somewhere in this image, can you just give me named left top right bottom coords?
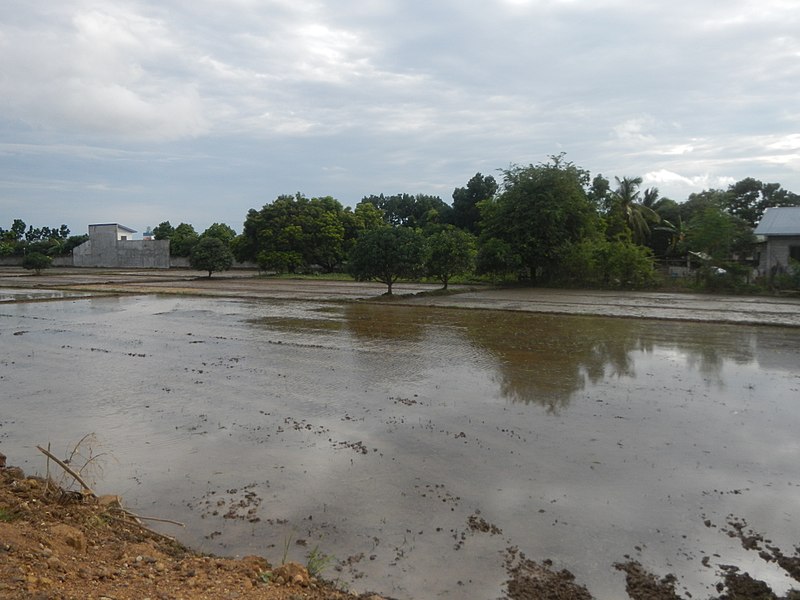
left=1, top=0, right=799, bottom=237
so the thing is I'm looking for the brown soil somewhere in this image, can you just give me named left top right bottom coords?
left=0, top=463, right=390, bottom=600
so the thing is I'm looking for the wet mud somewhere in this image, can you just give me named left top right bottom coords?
left=504, top=518, right=800, bottom=600
left=1, top=291, right=799, bottom=599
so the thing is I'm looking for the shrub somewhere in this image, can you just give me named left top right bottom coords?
left=22, top=252, right=52, bottom=274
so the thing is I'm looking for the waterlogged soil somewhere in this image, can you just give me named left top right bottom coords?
left=0, top=464, right=389, bottom=600
left=1, top=273, right=800, bottom=599
left=3, top=465, right=798, bottom=600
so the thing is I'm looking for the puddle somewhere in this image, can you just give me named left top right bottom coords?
left=1, top=295, right=798, bottom=599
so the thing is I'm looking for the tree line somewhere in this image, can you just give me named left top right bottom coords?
left=5, top=153, right=799, bottom=289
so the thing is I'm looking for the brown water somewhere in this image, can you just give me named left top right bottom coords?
left=1, top=294, right=799, bottom=599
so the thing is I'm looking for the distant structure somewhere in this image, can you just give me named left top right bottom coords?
left=754, top=207, right=800, bottom=278
left=73, top=223, right=170, bottom=268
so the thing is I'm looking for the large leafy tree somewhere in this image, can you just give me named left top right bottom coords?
left=201, top=223, right=237, bottom=246
left=475, top=238, right=521, bottom=283
left=235, top=194, right=347, bottom=273
left=170, top=223, right=199, bottom=257
left=152, top=221, right=175, bottom=241
left=348, top=227, right=426, bottom=295
left=425, top=226, right=477, bottom=289
left=451, top=173, right=498, bottom=234
left=679, top=189, right=727, bottom=223
left=686, top=206, right=754, bottom=261
left=724, top=177, right=800, bottom=227
left=190, top=236, right=234, bottom=278
left=362, top=193, right=453, bottom=229
left=478, top=154, right=598, bottom=283
left=587, top=174, right=612, bottom=212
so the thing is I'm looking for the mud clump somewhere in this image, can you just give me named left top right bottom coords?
left=614, top=561, right=683, bottom=600
left=504, top=547, right=593, bottom=600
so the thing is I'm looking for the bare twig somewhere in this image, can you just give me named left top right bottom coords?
left=108, top=507, right=185, bottom=527
left=67, top=433, right=94, bottom=464
left=104, top=514, right=178, bottom=543
left=36, top=445, right=96, bottom=497
left=77, top=452, right=108, bottom=478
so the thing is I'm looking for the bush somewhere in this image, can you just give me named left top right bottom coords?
left=559, top=238, right=657, bottom=289
left=770, top=259, right=800, bottom=291
left=22, top=252, right=52, bottom=274
left=603, top=240, right=658, bottom=288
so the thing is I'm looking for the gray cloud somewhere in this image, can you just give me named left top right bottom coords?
left=1, top=0, right=798, bottom=232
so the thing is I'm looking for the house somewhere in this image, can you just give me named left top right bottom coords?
left=73, top=223, right=170, bottom=268
left=753, top=207, right=800, bottom=277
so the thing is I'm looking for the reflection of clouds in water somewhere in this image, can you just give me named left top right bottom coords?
left=4, top=296, right=800, bottom=600
left=335, top=305, right=794, bottom=412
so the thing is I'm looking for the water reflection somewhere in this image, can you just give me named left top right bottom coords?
left=459, top=313, right=651, bottom=410
left=4, top=295, right=799, bottom=600
left=247, top=301, right=787, bottom=412
left=337, top=305, right=773, bottom=411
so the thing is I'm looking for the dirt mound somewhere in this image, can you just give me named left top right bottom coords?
left=0, top=463, right=389, bottom=600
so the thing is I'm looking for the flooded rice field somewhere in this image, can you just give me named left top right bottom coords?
left=1, top=294, right=799, bottom=599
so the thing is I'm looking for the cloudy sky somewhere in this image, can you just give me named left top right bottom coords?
left=1, top=0, right=799, bottom=236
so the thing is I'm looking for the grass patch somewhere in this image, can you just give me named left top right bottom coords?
left=306, top=545, right=334, bottom=577
left=0, top=507, right=18, bottom=522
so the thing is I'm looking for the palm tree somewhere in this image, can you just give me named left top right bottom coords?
left=612, top=176, right=661, bottom=244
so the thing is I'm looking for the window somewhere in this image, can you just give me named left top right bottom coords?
left=790, top=246, right=800, bottom=262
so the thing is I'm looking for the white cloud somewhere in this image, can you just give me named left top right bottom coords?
left=0, top=0, right=798, bottom=229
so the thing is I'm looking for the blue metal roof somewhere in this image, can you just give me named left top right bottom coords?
left=754, top=207, right=800, bottom=236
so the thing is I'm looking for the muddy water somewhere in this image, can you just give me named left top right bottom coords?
left=1, top=295, right=799, bottom=599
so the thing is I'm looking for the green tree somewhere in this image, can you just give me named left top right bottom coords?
left=475, top=238, right=521, bottom=283
left=724, top=177, right=800, bottom=227
left=235, top=194, right=348, bottom=272
left=686, top=206, right=754, bottom=261
left=22, top=252, right=52, bottom=275
left=64, top=234, right=90, bottom=254
left=478, top=154, right=598, bottom=283
left=190, top=237, right=234, bottom=278
left=10, top=219, right=26, bottom=241
left=679, top=189, right=727, bottom=223
left=560, top=237, right=657, bottom=289
left=348, top=227, right=426, bottom=295
left=201, top=223, right=237, bottom=245
left=451, top=173, right=498, bottom=234
left=425, top=226, right=477, bottom=289
left=362, top=193, right=453, bottom=229
left=152, top=221, right=174, bottom=241
left=170, top=223, right=199, bottom=257
left=587, top=174, right=612, bottom=212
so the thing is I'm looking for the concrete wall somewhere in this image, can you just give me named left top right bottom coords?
left=758, top=236, right=800, bottom=276
left=73, top=239, right=170, bottom=268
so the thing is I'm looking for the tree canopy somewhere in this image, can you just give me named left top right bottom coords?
left=361, top=193, right=453, bottom=229
left=234, top=194, right=353, bottom=273
left=425, top=226, right=477, bottom=289
left=348, top=227, right=426, bottom=294
left=452, top=173, right=498, bottom=234
left=478, top=155, right=598, bottom=283
left=190, top=236, right=234, bottom=277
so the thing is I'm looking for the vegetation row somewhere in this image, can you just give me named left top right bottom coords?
left=3, top=154, right=799, bottom=292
